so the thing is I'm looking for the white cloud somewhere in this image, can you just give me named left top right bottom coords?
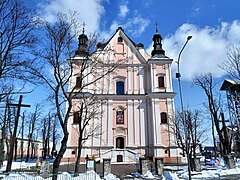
left=123, top=11, right=149, bottom=37
left=100, top=10, right=149, bottom=40
left=141, top=0, right=153, bottom=8
left=37, top=0, right=105, bottom=34
left=119, top=4, right=129, bottom=18
left=190, top=7, right=200, bottom=17
left=147, top=20, right=240, bottom=80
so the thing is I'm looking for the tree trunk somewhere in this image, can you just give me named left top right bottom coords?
left=212, top=117, right=217, bottom=158
left=14, top=139, right=17, bottom=161
left=52, top=132, right=68, bottom=180
left=74, top=144, right=82, bottom=175
left=47, top=115, right=51, bottom=158
left=0, top=106, right=7, bottom=166
left=74, top=130, right=83, bottom=175
left=51, top=120, right=56, bottom=158
left=31, top=143, right=34, bottom=159
left=42, top=119, right=47, bottom=159
left=26, top=138, right=31, bottom=162
left=0, top=129, right=5, bottom=166
left=21, top=113, right=24, bottom=161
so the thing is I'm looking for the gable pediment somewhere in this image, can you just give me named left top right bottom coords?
left=95, top=27, right=149, bottom=65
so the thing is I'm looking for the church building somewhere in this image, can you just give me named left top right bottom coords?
left=64, top=26, right=179, bottom=163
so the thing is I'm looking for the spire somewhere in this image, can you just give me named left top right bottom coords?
left=75, top=22, right=88, bottom=57
left=156, top=22, right=158, bottom=33
left=82, top=22, right=85, bottom=34
left=151, top=23, right=165, bottom=57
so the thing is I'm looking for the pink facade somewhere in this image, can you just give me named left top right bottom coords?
left=65, top=27, right=180, bottom=163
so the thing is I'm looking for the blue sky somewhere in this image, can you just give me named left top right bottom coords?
left=25, top=0, right=240, bottom=112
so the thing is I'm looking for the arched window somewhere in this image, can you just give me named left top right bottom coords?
left=118, top=37, right=123, bottom=42
left=161, top=112, right=168, bottom=124
left=116, top=81, right=125, bottom=95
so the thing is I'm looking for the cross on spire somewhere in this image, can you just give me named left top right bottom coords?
left=82, top=22, right=85, bottom=34
left=156, top=22, right=158, bottom=33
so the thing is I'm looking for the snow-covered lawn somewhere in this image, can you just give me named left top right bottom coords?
left=1, top=159, right=240, bottom=179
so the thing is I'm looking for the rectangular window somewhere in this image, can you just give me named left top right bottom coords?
left=116, top=111, right=124, bottom=124
left=76, top=77, right=82, bottom=88
left=161, top=112, right=168, bottom=124
left=116, top=81, right=124, bottom=95
left=73, top=112, right=79, bottom=124
left=158, top=76, right=164, bottom=88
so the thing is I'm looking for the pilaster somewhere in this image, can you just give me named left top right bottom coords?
left=133, top=67, right=138, bottom=94
left=127, top=67, right=132, bottom=94
left=107, top=100, right=113, bottom=146
left=127, top=100, right=133, bottom=146
left=134, top=100, right=140, bottom=145
left=152, top=98, right=161, bottom=146
left=139, top=100, right=146, bottom=146
left=139, top=66, right=145, bottom=94
left=102, top=101, right=107, bottom=145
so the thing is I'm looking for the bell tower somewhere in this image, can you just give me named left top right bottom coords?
left=75, top=23, right=88, bottom=56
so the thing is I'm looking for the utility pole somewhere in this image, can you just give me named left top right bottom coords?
left=176, top=36, right=193, bottom=180
left=6, top=95, right=30, bottom=172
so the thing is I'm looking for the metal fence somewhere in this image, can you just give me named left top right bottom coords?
left=0, top=171, right=101, bottom=180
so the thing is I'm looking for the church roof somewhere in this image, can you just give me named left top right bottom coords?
left=220, top=79, right=240, bottom=91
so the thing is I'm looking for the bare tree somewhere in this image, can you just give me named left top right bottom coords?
left=220, top=44, right=240, bottom=152
left=27, top=11, right=119, bottom=178
left=220, top=45, right=240, bottom=81
left=42, top=113, right=52, bottom=159
left=26, top=104, right=41, bottom=162
left=0, top=0, right=38, bottom=80
left=0, top=0, right=38, bottom=166
left=0, top=99, right=8, bottom=166
left=194, top=73, right=232, bottom=156
left=74, top=95, right=102, bottom=174
left=42, top=118, right=47, bottom=160
left=173, top=109, right=207, bottom=170
left=51, top=115, right=58, bottom=158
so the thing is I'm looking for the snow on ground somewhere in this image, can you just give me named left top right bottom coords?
left=0, top=161, right=36, bottom=171
left=1, top=158, right=240, bottom=179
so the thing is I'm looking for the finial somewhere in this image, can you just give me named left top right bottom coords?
left=82, top=22, right=85, bottom=34
left=156, top=22, right=158, bottom=33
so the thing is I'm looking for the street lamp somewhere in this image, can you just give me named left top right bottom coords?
left=176, top=35, right=192, bottom=180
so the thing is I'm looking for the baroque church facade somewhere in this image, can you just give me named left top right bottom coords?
left=64, top=27, right=179, bottom=163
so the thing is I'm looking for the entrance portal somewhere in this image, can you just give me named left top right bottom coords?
left=116, top=137, right=124, bottom=149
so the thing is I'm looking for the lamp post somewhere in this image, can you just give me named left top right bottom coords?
left=176, top=36, right=192, bottom=180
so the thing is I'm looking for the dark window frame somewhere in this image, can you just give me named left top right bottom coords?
left=158, top=76, right=165, bottom=88
left=118, top=37, right=123, bottom=42
left=116, top=81, right=125, bottom=95
left=73, top=112, right=80, bottom=124
left=116, top=137, right=124, bottom=149
left=76, top=77, right=82, bottom=88
left=161, top=112, right=168, bottom=124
